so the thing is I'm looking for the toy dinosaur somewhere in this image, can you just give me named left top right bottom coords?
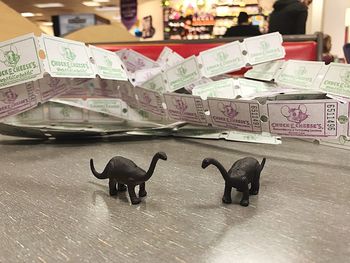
left=90, top=152, right=167, bottom=205
left=202, top=157, right=266, bottom=207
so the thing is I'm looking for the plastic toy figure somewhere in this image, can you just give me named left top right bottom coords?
left=90, top=152, right=167, bottom=205
left=201, top=157, right=266, bottom=207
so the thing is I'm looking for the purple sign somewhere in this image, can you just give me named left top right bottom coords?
left=121, top=0, right=138, bottom=30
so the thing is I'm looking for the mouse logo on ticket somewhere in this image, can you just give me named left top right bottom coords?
left=104, top=56, right=113, bottom=67
left=48, top=78, right=61, bottom=88
left=260, top=41, right=270, bottom=51
left=0, top=45, right=20, bottom=68
left=0, top=88, right=18, bottom=105
left=176, top=66, right=187, bottom=77
left=281, top=104, right=308, bottom=123
left=61, top=46, right=76, bottom=62
left=217, top=51, right=229, bottom=62
left=148, top=81, right=158, bottom=91
left=60, top=105, right=71, bottom=118
left=136, top=58, right=146, bottom=68
left=173, top=97, right=188, bottom=115
left=219, top=102, right=239, bottom=119
left=142, top=92, right=152, bottom=105
left=295, top=66, right=307, bottom=76
left=340, top=70, right=350, bottom=85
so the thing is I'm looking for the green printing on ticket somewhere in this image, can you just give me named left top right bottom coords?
left=44, top=38, right=93, bottom=77
left=201, top=47, right=243, bottom=76
left=167, top=58, right=200, bottom=90
left=0, top=37, right=42, bottom=87
left=320, top=65, right=350, bottom=96
left=246, top=39, right=284, bottom=64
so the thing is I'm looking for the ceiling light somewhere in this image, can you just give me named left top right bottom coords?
left=82, top=1, right=101, bottom=6
left=21, top=12, right=43, bottom=17
left=21, top=12, right=35, bottom=17
left=34, top=3, right=64, bottom=8
left=41, top=22, right=54, bottom=26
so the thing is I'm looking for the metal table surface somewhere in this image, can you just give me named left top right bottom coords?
left=0, top=135, right=349, bottom=262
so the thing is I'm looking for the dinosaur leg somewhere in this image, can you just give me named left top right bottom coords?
left=127, top=185, right=141, bottom=205
left=240, top=183, right=250, bottom=207
left=118, top=183, right=127, bottom=192
left=109, top=178, right=118, bottom=196
left=222, top=184, right=232, bottom=204
left=139, top=182, right=147, bottom=197
left=249, top=173, right=260, bottom=195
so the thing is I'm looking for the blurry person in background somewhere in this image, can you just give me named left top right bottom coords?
left=224, top=12, right=261, bottom=37
left=268, top=0, right=313, bottom=35
left=322, top=34, right=336, bottom=64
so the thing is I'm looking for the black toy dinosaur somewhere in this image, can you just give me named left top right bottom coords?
left=202, top=157, right=266, bottom=207
left=90, top=152, right=167, bottom=205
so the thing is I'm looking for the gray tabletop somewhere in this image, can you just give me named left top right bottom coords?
left=0, top=135, right=349, bottom=262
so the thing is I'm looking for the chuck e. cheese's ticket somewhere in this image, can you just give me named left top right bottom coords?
left=265, top=100, right=338, bottom=137
left=2, top=32, right=350, bottom=141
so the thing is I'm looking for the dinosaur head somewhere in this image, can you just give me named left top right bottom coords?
left=144, top=151, right=167, bottom=181
left=155, top=151, right=167, bottom=161
left=201, top=158, right=211, bottom=169
left=201, top=158, right=229, bottom=181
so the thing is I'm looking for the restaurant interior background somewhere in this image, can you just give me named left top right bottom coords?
left=0, top=0, right=349, bottom=59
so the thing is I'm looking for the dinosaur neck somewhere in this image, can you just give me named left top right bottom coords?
left=208, top=158, right=229, bottom=181
left=144, top=155, right=160, bottom=181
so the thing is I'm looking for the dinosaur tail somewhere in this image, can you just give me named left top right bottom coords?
left=260, top=158, right=266, bottom=172
left=90, top=159, right=109, bottom=179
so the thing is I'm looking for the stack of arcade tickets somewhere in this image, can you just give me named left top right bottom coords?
left=244, top=59, right=350, bottom=148
left=1, top=32, right=349, bottom=146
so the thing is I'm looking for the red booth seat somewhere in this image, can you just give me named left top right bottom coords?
left=98, top=41, right=317, bottom=61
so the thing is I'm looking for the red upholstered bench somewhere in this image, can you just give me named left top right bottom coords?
left=96, top=34, right=322, bottom=76
left=98, top=40, right=318, bottom=61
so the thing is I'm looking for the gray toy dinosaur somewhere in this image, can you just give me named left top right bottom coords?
left=90, top=152, right=167, bottom=204
left=202, top=157, right=266, bottom=207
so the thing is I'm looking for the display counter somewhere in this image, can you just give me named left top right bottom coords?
left=0, top=134, right=349, bottom=262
